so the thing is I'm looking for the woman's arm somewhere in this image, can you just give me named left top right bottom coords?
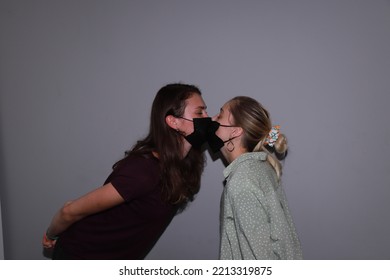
left=42, top=182, right=124, bottom=248
left=230, top=188, right=274, bottom=259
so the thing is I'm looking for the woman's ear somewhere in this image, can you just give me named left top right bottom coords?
left=165, top=115, right=177, bottom=130
left=231, top=127, right=243, bottom=138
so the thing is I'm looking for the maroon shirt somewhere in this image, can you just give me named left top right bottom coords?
left=56, top=154, right=177, bottom=259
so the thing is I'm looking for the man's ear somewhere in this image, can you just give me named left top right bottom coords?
left=165, top=115, right=177, bottom=130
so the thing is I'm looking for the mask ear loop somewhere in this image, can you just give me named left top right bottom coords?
left=175, top=116, right=193, bottom=122
left=169, top=116, right=192, bottom=136
left=218, top=124, right=236, bottom=128
left=217, top=123, right=240, bottom=152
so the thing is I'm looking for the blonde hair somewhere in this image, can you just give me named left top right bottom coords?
left=228, top=96, right=282, bottom=180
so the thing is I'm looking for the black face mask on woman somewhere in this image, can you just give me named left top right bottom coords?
left=176, top=117, right=236, bottom=152
left=206, top=122, right=240, bottom=153
left=176, top=117, right=214, bottom=148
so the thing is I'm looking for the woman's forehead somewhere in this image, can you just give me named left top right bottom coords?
left=220, top=102, right=231, bottom=114
left=185, top=94, right=206, bottom=109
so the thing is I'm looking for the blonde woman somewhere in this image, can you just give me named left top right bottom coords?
left=211, top=96, right=302, bottom=260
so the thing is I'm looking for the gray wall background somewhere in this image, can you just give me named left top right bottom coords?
left=0, top=0, right=389, bottom=260
left=0, top=202, right=3, bottom=259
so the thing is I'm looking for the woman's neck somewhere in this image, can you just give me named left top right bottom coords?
left=225, top=146, right=247, bottom=164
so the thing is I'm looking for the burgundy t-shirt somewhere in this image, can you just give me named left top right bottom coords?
left=57, top=154, right=177, bottom=259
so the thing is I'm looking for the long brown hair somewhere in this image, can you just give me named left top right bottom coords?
left=114, top=83, right=205, bottom=211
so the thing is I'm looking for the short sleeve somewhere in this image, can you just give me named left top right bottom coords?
left=107, top=156, right=160, bottom=202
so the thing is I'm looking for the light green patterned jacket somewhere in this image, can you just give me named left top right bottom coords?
left=219, top=152, right=303, bottom=260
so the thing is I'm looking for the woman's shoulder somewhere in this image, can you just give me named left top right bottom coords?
left=109, top=153, right=160, bottom=185
left=232, top=152, right=269, bottom=173
left=107, top=153, right=161, bottom=200
left=228, top=153, right=278, bottom=194
left=118, top=153, right=159, bottom=169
